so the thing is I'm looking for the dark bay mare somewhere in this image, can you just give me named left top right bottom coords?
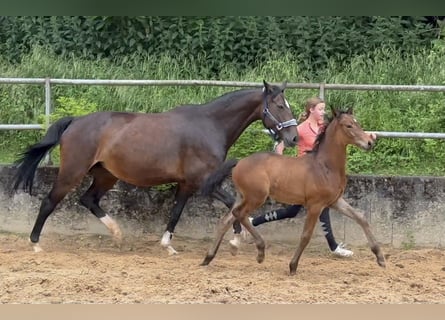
left=200, top=107, right=386, bottom=275
left=11, top=81, right=298, bottom=254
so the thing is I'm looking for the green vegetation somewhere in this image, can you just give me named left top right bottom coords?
left=0, top=17, right=436, bottom=76
left=1, top=17, right=444, bottom=176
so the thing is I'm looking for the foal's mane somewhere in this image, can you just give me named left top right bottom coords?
left=309, top=108, right=349, bottom=154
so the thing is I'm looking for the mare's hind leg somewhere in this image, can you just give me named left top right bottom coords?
left=212, top=187, right=242, bottom=235
left=331, top=197, right=386, bottom=268
left=79, top=164, right=121, bottom=244
left=201, top=209, right=237, bottom=266
left=289, top=206, right=323, bottom=275
left=30, top=165, right=89, bottom=252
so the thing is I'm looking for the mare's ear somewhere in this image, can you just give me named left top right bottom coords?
left=263, top=80, right=272, bottom=93
left=279, top=80, right=288, bottom=92
left=346, top=106, right=354, bottom=114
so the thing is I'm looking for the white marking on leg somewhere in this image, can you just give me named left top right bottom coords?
left=33, top=244, right=43, bottom=253
left=229, top=234, right=242, bottom=248
left=29, top=239, right=43, bottom=253
left=229, top=234, right=242, bottom=256
left=161, top=231, right=172, bottom=247
left=100, top=215, right=122, bottom=242
left=161, top=231, right=178, bottom=255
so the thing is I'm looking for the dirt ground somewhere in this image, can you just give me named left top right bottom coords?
left=0, top=231, right=444, bottom=304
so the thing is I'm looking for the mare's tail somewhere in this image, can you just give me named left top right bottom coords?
left=201, top=159, right=238, bottom=196
left=12, top=116, right=75, bottom=194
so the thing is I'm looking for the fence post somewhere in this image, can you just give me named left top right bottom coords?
left=319, top=82, right=325, bottom=100
left=43, top=77, right=53, bottom=165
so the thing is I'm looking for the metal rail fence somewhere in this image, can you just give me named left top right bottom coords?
left=2, top=77, right=445, bottom=139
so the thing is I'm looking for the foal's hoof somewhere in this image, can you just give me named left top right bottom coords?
left=377, top=257, right=386, bottom=268
left=289, top=262, right=297, bottom=276
left=256, top=252, right=265, bottom=264
left=200, top=255, right=213, bottom=266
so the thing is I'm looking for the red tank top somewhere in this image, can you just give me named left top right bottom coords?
left=296, top=120, right=322, bottom=157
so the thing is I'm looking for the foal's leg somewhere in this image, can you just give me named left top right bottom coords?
left=161, top=184, right=192, bottom=255
left=79, top=165, right=121, bottom=244
left=30, top=164, right=88, bottom=252
left=231, top=194, right=268, bottom=262
left=289, top=206, right=323, bottom=275
left=330, top=197, right=386, bottom=267
left=238, top=214, right=267, bottom=263
left=201, top=209, right=237, bottom=266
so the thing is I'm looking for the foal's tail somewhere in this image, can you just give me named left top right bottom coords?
left=12, top=116, right=75, bottom=194
left=201, top=159, right=238, bottom=196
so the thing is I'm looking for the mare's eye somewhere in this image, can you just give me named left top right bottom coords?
left=346, top=124, right=353, bottom=128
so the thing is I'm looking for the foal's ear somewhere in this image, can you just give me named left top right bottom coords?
left=330, top=105, right=339, bottom=117
left=279, top=80, right=288, bottom=92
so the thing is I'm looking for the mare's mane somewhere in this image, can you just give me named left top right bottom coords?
left=206, top=84, right=285, bottom=108
left=173, top=84, right=285, bottom=113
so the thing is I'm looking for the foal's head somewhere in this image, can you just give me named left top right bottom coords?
left=313, top=107, right=376, bottom=151
left=261, top=80, right=298, bottom=148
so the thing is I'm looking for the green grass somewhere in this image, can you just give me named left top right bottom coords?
left=2, top=43, right=445, bottom=176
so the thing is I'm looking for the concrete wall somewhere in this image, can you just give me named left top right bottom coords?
left=1, top=165, right=444, bottom=248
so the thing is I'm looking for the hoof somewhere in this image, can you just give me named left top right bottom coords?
left=112, top=231, right=123, bottom=247
left=167, top=245, right=178, bottom=255
left=201, top=255, right=213, bottom=266
left=29, top=239, right=43, bottom=253
left=378, top=258, right=386, bottom=268
left=289, top=262, right=297, bottom=276
left=33, top=244, right=43, bottom=253
left=256, top=253, right=265, bottom=264
left=228, top=235, right=241, bottom=256
left=229, top=241, right=239, bottom=256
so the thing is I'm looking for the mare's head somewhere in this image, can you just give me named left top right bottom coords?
left=317, top=106, right=375, bottom=151
left=262, top=80, right=298, bottom=148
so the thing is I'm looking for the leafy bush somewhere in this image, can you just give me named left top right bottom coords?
left=0, top=17, right=438, bottom=77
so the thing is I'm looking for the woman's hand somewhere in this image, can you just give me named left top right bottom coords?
left=274, top=141, right=285, bottom=155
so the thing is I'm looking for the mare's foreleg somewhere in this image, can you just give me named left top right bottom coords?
left=79, top=166, right=120, bottom=244
left=212, top=187, right=242, bottom=234
left=161, top=187, right=191, bottom=255
left=331, top=197, right=386, bottom=267
left=201, top=209, right=237, bottom=266
left=289, top=206, right=322, bottom=275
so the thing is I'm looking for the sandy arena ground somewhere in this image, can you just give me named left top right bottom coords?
left=0, top=231, right=444, bottom=304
